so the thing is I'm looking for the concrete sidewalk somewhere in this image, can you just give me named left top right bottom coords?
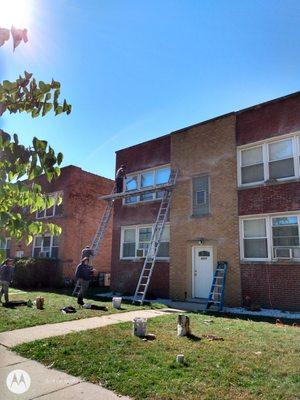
left=0, top=308, right=180, bottom=399
left=0, top=308, right=177, bottom=347
left=0, top=345, right=130, bottom=399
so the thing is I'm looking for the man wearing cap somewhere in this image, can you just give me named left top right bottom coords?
left=0, top=258, right=14, bottom=305
left=115, top=164, right=127, bottom=193
left=81, top=245, right=94, bottom=262
left=75, top=257, right=94, bottom=306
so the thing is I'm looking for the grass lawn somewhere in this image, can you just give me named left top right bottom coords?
left=0, top=288, right=162, bottom=332
left=14, top=313, right=300, bottom=400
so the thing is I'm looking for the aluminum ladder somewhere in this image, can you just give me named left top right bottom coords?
left=206, top=261, right=228, bottom=311
left=72, top=188, right=115, bottom=296
left=132, top=168, right=178, bottom=305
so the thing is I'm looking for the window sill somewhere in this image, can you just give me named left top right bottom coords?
left=120, top=258, right=170, bottom=262
left=36, top=214, right=65, bottom=220
left=190, top=213, right=211, bottom=219
left=240, top=260, right=300, bottom=265
left=123, top=198, right=162, bottom=206
left=238, top=177, right=300, bottom=191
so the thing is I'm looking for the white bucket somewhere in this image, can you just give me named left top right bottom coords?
left=112, top=297, right=122, bottom=309
left=133, top=317, right=147, bottom=337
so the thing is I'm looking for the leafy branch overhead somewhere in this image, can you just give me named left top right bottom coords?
left=0, top=26, right=28, bottom=50
left=0, top=47, right=71, bottom=247
left=0, top=71, right=72, bottom=117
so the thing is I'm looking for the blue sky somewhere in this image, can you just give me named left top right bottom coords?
left=1, top=0, right=300, bottom=179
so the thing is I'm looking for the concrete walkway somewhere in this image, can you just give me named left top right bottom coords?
left=0, top=308, right=180, bottom=399
left=0, top=308, right=177, bottom=347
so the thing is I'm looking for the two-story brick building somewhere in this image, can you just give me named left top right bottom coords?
left=110, top=91, right=300, bottom=311
left=2, top=165, right=114, bottom=279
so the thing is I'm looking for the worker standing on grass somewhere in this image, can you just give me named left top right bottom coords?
left=0, top=258, right=14, bottom=305
left=115, top=164, right=127, bottom=193
left=75, top=257, right=94, bottom=306
left=81, top=245, right=94, bottom=262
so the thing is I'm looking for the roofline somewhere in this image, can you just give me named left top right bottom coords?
left=115, top=133, right=170, bottom=154
left=237, top=90, right=300, bottom=114
left=170, top=111, right=235, bottom=135
left=115, top=90, right=300, bottom=153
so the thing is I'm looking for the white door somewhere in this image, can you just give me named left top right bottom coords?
left=193, top=246, right=214, bottom=298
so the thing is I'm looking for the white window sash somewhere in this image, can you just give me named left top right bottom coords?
left=240, top=213, right=300, bottom=261
left=35, top=191, right=63, bottom=219
left=123, top=164, right=170, bottom=205
left=238, top=133, right=300, bottom=187
left=32, top=235, right=59, bottom=258
left=120, top=224, right=170, bottom=260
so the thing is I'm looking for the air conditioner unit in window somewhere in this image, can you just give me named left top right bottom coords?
left=274, top=247, right=293, bottom=260
left=136, top=248, right=147, bottom=258
left=39, top=251, right=50, bottom=258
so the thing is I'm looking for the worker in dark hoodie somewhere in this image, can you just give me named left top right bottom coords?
left=0, top=258, right=14, bottom=305
left=75, top=257, right=94, bottom=306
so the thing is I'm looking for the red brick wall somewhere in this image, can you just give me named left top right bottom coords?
left=116, top=134, right=170, bottom=172
left=111, top=136, right=171, bottom=297
left=238, top=182, right=300, bottom=215
left=237, top=92, right=300, bottom=145
left=10, top=166, right=114, bottom=278
left=241, top=263, right=300, bottom=311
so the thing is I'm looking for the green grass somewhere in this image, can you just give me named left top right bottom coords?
left=14, top=313, right=300, bottom=400
left=0, top=288, right=162, bottom=332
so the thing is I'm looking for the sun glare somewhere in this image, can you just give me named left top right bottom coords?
left=0, top=0, right=32, bottom=28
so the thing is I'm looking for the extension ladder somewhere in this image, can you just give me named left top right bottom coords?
left=72, top=188, right=115, bottom=296
left=206, top=261, right=228, bottom=311
left=132, top=169, right=178, bottom=305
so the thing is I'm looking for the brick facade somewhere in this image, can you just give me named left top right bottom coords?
left=110, top=91, right=300, bottom=311
left=9, top=165, right=114, bottom=278
left=241, top=264, right=300, bottom=311
left=170, top=114, right=242, bottom=306
left=237, top=92, right=300, bottom=311
left=110, top=136, right=171, bottom=297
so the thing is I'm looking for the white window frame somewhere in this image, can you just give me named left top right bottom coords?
left=0, top=237, right=11, bottom=258
left=36, top=191, right=63, bottom=219
left=32, top=234, right=59, bottom=258
left=120, top=223, right=170, bottom=260
left=237, top=132, right=300, bottom=187
left=123, top=164, right=171, bottom=205
left=240, top=211, right=300, bottom=262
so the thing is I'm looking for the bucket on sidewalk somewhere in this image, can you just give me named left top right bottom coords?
left=112, top=296, right=122, bottom=309
left=133, top=317, right=147, bottom=337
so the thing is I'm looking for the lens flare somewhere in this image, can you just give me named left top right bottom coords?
left=0, top=0, right=31, bottom=28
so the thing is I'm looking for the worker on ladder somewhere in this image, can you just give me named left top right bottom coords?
left=115, top=164, right=127, bottom=193
left=81, top=245, right=94, bottom=262
left=75, top=257, right=94, bottom=306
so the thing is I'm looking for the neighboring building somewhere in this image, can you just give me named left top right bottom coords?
left=8, top=165, right=114, bottom=278
left=111, top=91, right=300, bottom=311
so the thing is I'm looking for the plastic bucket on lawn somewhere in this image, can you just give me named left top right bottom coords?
left=112, top=297, right=122, bottom=309
left=133, top=317, right=147, bottom=337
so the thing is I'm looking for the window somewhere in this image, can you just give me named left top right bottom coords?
left=238, top=134, right=300, bottom=186
left=122, top=228, right=136, bottom=258
left=241, top=146, right=264, bottom=184
left=0, top=238, right=11, bottom=258
left=157, top=225, right=170, bottom=258
left=192, top=176, right=210, bottom=216
left=36, top=191, right=63, bottom=219
left=124, top=165, right=171, bottom=204
left=240, top=214, right=300, bottom=261
left=121, top=224, right=170, bottom=259
left=272, top=216, right=299, bottom=258
left=268, top=139, right=294, bottom=179
left=33, top=235, right=59, bottom=258
left=242, top=219, right=268, bottom=259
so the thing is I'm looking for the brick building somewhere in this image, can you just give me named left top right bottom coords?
left=2, top=165, right=113, bottom=279
left=111, top=92, right=300, bottom=311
